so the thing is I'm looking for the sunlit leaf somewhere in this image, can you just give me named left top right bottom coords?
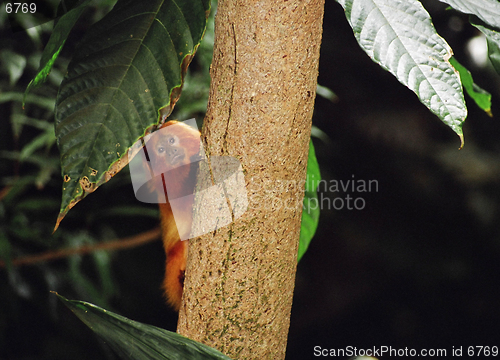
left=336, top=0, right=467, bottom=148
left=439, top=0, right=500, bottom=29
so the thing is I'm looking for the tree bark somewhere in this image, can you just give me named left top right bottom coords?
left=177, top=0, right=324, bottom=359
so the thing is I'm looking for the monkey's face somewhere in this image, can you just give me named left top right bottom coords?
left=153, top=132, right=186, bottom=168
left=145, top=121, right=202, bottom=177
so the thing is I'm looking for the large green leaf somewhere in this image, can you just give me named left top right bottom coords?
left=336, top=0, right=467, bottom=148
left=54, top=0, right=210, bottom=229
left=298, top=140, right=321, bottom=263
left=439, top=0, right=500, bottom=29
left=24, top=0, right=93, bottom=105
left=55, top=293, right=232, bottom=360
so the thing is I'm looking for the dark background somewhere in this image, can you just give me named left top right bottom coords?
left=1, top=1, right=500, bottom=359
left=288, top=1, right=500, bottom=359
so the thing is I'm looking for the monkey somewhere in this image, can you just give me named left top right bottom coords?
left=143, top=120, right=202, bottom=311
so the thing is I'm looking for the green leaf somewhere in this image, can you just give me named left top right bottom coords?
left=449, top=57, right=492, bottom=116
left=54, top=0, right=210, bottom=229
left=316, top=84, right=338, bottom=102
left=439, top=0, right=500, bottom=29
left=470, top=16, right=500, bottom=77
left=55, top=293, right=233, bottom=360
left=23, top=0, right=93, bottom=105
left=19, top=128, right=56, bottom=161
left=298, top=140, right=321, bottom=263
left=0, top=92, right=55, bottom=111
left=0, top=50, right=26, bottom=86
left=336, top=0, right=467, bottom=148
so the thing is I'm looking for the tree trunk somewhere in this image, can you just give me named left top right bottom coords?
left=177, top=0, right=325, bottom=359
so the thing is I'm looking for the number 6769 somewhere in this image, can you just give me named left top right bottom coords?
left=5, top=3, right=37, bottom=14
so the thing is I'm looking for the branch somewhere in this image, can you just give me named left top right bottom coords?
left=0, top=227, right=161, bottom=268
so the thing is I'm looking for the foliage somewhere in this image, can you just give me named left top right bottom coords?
left=2, top=0, right=500, bottom=358
left=449, top=56, right=491, bottom=115
left=56, top=293, right=233, bottom=360
left=47, top=0, right=210, bottom=227
left=336, top=0, right=499, bottom=148
left=0, top=3, right=170, bottom=358
left=298, top=140, right=321, bottom=263
left=1, top=0, right=318, bottom=357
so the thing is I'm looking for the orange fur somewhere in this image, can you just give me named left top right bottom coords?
left=145, top=120, right=201, bottom=311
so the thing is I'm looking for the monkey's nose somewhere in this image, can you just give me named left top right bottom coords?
left=166, top=147, right=184, bottom=165
left=166, top=147, right=178, bottom=157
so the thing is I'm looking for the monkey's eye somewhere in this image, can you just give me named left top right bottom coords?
left=167, top=135, right=179, bottom=145
left=157, top=146, right=165, bottom=153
